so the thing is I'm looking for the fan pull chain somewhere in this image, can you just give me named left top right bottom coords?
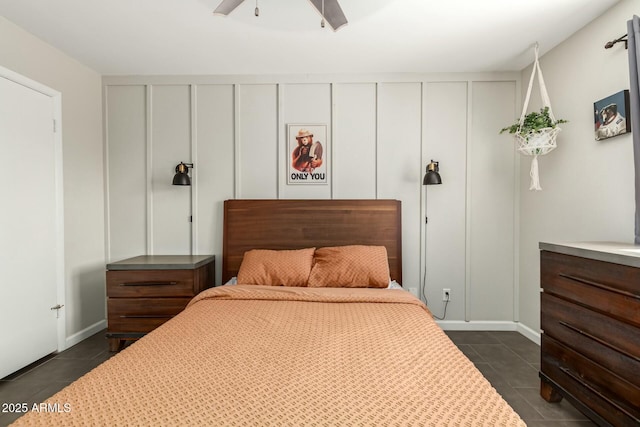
left=254, top=0, right=259, bottom=16
left=320, top=0, right=325, bottom=28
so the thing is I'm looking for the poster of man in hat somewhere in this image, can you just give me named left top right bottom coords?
left=288, top=124, right=327, bottom=184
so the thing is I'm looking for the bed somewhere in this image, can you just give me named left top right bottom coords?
left=12, top=199, right=525, bottom=426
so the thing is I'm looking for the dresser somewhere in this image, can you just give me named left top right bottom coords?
left=106, top=255, right=215, bottom=352
left=539, top=242, right=640, bottom=426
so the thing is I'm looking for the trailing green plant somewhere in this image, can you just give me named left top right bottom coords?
left=499, top=107, right=567, bottom=135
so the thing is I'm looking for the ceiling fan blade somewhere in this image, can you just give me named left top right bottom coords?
left=308, top=0, right=348, bottom=31
left=213, top=0, right=246, bottom=16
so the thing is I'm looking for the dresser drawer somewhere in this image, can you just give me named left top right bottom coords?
left=107, top=298, right=190, bottom=332
left=541, top=251, right=640, bottom=326
left=107, top=270, right=196, bottom=297
left=541, top=335, right=640, bottom=426
left=541, top=292, right=640, bottom=388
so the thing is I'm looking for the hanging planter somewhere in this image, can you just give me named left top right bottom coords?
left=499, top=44, right=567, bottom=191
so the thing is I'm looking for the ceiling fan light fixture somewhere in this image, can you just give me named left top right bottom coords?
left=310, top=0, right=348, bottom=31
left=213, top=0, right=348, bottom=31
left=213, top=0, right=245, bottom=16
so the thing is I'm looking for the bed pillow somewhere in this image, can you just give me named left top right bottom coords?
left=307, top=245, right=390, bottom=288
left=237, top=247, right=315, bottom=287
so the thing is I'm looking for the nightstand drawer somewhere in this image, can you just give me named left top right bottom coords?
left=106, top=255, right=215, bottom=351
left=107, top=270, right=196, bottom=298
left=107, top=298, right=190, bottom=332
left=541, top=251, right=640, bottom=326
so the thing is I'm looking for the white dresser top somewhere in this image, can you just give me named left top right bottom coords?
left=539, top=241, right=640, bottom=269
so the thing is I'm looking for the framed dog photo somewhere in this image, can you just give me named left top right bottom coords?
left=594, top=90, right=631, bottom=141
left=287, top=124, right=328, bottom=185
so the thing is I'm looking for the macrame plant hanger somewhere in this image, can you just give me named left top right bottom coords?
left=517, top=43, right=560, bottom=191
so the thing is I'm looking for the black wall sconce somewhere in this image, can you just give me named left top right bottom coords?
left=172, top=162, right=194, bottom=186
left=421, top=159, right=443, bottom=313
left=423, top=160, right=442, bottom=185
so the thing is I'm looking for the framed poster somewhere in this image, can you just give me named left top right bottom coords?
left=287, top=124, right=328, bottom=185
left=594, top=90, right=631, bottom=140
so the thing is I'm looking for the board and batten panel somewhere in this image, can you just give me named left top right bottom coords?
left=468, top=81, right=517, bottom=320
left=332, top=83, right=377, bottom=199
left=280, top=84, right=331, bottom=199
left=377, top=82, right=422, bottom=289
left=237, top=84, right=278, bottom=199
left=151, top=85, right=192, bottom=255
left=194, top=84, right=235, bottom=285
left=106, top=85, right=147, bottom=261
left=422, top=81, right=467, bottom=317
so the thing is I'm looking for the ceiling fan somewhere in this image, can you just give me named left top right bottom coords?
left=213, top=0, right=348, bottom=31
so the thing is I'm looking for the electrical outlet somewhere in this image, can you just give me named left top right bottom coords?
left=442, top=288, right=451, bottom=302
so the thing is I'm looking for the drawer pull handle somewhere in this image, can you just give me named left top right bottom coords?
left=560, top=366, right=640, bottom=422
left=120, top=315, right=174, bottom=319
left=558, top=273, right=640, bottom=300
left=559, top=321, right=640, bottom=363
left=120, top=281, right=178, bottom=287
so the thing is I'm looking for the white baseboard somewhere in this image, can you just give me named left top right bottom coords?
left=436, top=320, right=518, bottom=331
left=436, top=320, right=541, bottom=345
left=516, top=322, right=541, bottom=345
left=63, top=319, right=107, bottom=350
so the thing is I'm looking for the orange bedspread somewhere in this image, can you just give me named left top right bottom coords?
left=13, top=285, right=525, bottom=426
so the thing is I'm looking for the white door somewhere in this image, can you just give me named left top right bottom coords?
left=0, top=73, right=61, bottom=378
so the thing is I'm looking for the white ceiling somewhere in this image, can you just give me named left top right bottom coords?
left=0, top=0, right=622, bottom=75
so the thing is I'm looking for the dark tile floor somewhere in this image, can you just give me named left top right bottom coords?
left=445, top=331, right=595, bottom=426
left=0, top=331, right=114, bottom=426
left=0, top=330, right=594, bottom=426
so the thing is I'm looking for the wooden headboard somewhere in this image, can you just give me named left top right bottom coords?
left=222, top=199, right=402, bottom=284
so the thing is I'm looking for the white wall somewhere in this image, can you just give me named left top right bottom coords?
left=0, top=17, right=105, bottom=343
left=104, top=73, right=521, bottom=326
left=1, top=0, right=632, bottom=343
left=518, top=0, right=636, bottom=333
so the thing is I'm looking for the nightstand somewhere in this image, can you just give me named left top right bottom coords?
left=106, top=255, right=215, bottom=351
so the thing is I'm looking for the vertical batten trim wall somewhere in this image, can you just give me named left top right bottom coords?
left=419, top=81, right=426, bottom=302
left=277, top=83, right=283, bottom=199
left=325, top=83, right=336, bottom=199
left=233, top=84, right=240, bottom=199
left=330, top=83, right=336, bottom=199
left=464, top=80, right=473, bottom=322
left=462, top=80, right=470, bottom=320
left=103, top=72, right=521, bottom=327
left=374, top=83, right=379, bottom=199
left=370, top=82, right=378, bottom=200
left=145, top=84, right=153, bottom=255
left=512, top=78, right=522, bottom=323
left=232, top=84, right=237, bottom=199
left=331, top=83, right=337, bottom=197
left=103, top=85, right=112, bottom=261
left=190, top=84, right=197, bottom=255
